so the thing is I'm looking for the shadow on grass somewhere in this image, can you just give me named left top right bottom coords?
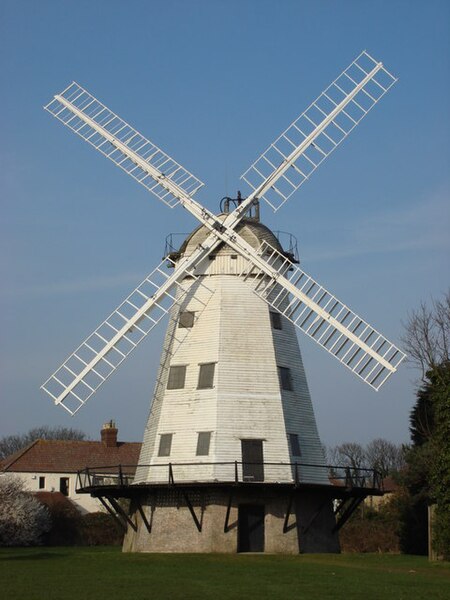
left=0, top=552, right=67, bottom=561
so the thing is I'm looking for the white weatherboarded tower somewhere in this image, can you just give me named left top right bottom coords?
left=41, top=51, right=406, bottom=553
left=136, top=216, right=326, bottom=484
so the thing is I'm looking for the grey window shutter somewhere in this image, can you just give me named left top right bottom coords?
left=167, top=365, right=187, bottom=389
left=289, top=433, right=301, bottom=456
left=198, top=363, right=215, bottom=389
left=270, top=311, right=282, bottom=330
left=196, top=432, right=211, bottom=456
left=158, top=433, right=173, bottom=457
left=278, top=366, right=293, bottom=391
left=178, top=311, right=195, bottom=328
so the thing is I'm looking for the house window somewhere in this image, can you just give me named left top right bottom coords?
left=278, top=366, right=293, bottom=391
left=289, top=433, right=301, bottom=457
left=197, top=362, right=215, bottom=389
left=270, top=311, right=282, bottom=330
left=59, top=477, right=69, bottom=496
left=167, top=365, right=187, bottom=389
left=178, top=311, right=195, bottom=329
left=196, top=432, right=211, bottom=456
left=158, top=433, right=173, bottom=457
left=39, top=476, right=45, bottom=489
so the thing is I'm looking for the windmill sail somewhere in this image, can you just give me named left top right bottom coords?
left=41, top=51, right=405, bottom=415
left=44, top=82, right=204, bottom=207
left=41, top=258, right=213, bottom=415
left=240, top=51, right=397, bottom=211
left=239, top=240, right=405, bottom=390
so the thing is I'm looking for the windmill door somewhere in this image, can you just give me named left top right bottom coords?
left=241, top=439, right=264, bottom=482
left=237, top=505, right=265, bottom=552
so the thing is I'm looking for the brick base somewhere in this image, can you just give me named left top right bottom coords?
left=122, top=485, right=340, bottom=554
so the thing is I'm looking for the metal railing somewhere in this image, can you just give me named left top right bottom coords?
left=76, top=462, right=382, bottom=492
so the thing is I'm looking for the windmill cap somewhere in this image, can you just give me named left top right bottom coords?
left=177, top=215, right=285, bottom=258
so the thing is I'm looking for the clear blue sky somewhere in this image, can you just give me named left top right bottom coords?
left=1, top=0, right=449, bottom=447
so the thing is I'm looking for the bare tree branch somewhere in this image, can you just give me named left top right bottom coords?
left=401, top=290, right=450, bottom=380
left=0, top=426, right=87, bottom=461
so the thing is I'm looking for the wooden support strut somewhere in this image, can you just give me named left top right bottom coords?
left=283, top=492, right=296, bottom=533
left=136, top=501, right=152, bottom=533
left=179, top=490, right=202, bottom=532
left=224, top=490, right=234, bottom=533
left=168, top=464, right=202, bottom=532
left=333, top=496, right=365, bottom=533
left=107, top=496, right=137, bottom=531
left=301, top=499, right=329, bottom=534
left=97, top=496, right=127, bottom=531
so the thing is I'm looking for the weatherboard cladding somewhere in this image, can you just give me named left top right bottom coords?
left=180, top=217, right=285, bottom=278
left=135, top=282, right=220, bottom=482
left=136, top=258, right=327, bottom=485
left=179, top=217, right=283, bottom=257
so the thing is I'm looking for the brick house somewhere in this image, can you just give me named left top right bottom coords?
left=0, top=422, right=141, bottom=513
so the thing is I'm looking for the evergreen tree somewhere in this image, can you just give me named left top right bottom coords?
left=429, top=363, right=450, bottom=559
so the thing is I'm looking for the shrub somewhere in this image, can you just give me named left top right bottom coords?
left=339, top=501, right=400, bottom=553
left=0, top=475, right=51, bottom=546
left=78, top=512, right=124, bottom=546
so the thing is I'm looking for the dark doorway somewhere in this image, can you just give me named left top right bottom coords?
left=238, top=504, right=265, bottom=552
left=241, top=439, right=264, bottom=482
left=59, top=477, right=69, bottom=496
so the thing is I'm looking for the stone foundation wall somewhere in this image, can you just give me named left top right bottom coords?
left=122, top=486, right=340, bottom=554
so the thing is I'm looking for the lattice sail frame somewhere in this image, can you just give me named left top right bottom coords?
left=241, top=51, right=397, bottom=211
left=44, top=82, right=204, bottom=208
left=239, top=241, right=406, bottom=390
left=41, top=50, right=405, bottom=413
left=42, top=260, right=213, bottom=415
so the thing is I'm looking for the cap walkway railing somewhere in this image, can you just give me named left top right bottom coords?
left=76, top=462, right=383, bottom=493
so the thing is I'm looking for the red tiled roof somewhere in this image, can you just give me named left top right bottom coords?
left=1, top=439, right=141, bottom=474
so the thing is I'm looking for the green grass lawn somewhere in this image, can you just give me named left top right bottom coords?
left=1, top=547, right=449, bottom=600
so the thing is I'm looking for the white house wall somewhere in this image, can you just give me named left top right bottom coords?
left=4, top=471, right=101, bottom=513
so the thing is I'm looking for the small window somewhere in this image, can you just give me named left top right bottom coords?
left=39, top=476, right=45, bottom=489
left=289, top=433, right=301, bottom=457
left=59, top=477, right=69, bottom=496
left=270, top=311, right=282, bottom=330
left=196, top=432, right=211, bottom=456
left=178, top=311, right=195, bottom=329
left=278, top=366, right=293, bottom=391
left=167, top=365, right=187, bottom=389
left=158, top=433, right=173, bottom=457
left=231, top=255, right=238, bottom=260
left=198, top=362, right=215, bottom=389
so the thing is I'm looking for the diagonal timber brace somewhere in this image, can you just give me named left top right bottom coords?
left=333, top=496, right=365, bottom=533
left=168, top=472, right=202, bottom=532
left=97, top=495, right=137, bottom=531
left=283, top=492, right=296, bottom=533
left=136, top=501, right=152, bottom=533
left=180, top=490, right=202, bottom=532
left=224, top=491, right=234, bottom=533
left=301, top=499, right=330, bottom=534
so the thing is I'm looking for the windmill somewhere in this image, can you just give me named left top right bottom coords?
left=42, top=51, right=405, bottom=553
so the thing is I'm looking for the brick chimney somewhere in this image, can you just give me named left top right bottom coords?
left=101, top=420, right=118, bottom=447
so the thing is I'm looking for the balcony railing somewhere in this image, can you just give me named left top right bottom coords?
left=76, top=462, right=383, bottom=493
